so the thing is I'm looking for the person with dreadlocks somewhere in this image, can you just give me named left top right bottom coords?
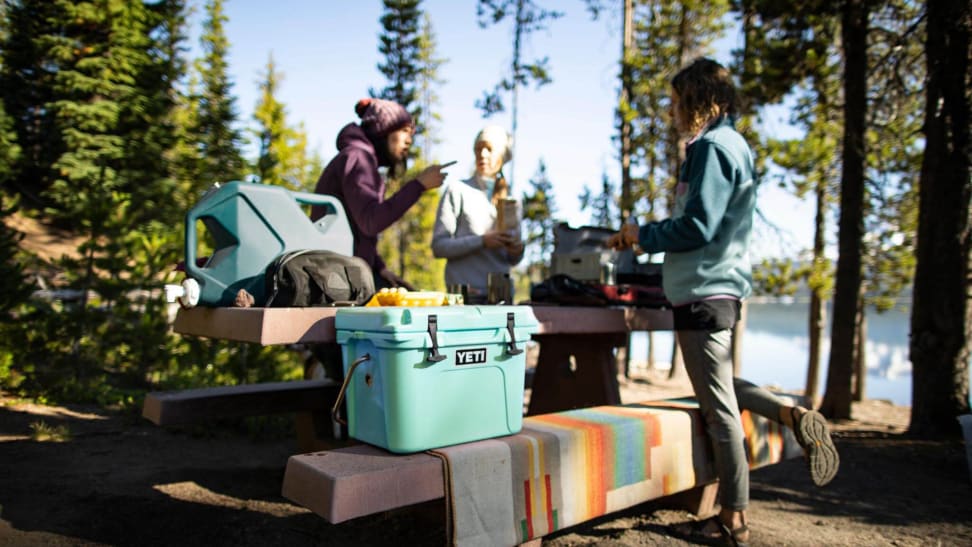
left=431, top=124, right=524, bottom=302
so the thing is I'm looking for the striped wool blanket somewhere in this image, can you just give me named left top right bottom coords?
left=429, top=397, right=802, bottom=547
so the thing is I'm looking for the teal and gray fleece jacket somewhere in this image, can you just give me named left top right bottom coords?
left=638, top=116, right=757, bottom=306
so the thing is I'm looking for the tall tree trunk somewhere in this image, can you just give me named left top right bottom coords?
left=664, top=3, right=690, bottom=384
left=616, top=0, right=635, bottom=379
left=821, top=0, right=868, bottom=420
left=805, top=181, right=828, bottom=406
left=646, top=331, right=655, bottom=371
left=806, top=291, right=825, bottom=405
left=620, top=0, right=633, bottom=221
left=854, top=301, right=867, bottom=402
left=616, top=342, right=629, bottom=379
left=509, top=0, right=524, bottom=187
left=909, top=0, right=972, bottom=438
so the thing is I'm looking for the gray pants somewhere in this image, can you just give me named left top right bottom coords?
left=677, top=329, right=788, bottom=511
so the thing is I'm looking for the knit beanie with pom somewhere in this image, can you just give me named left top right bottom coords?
left=355, top=98, right=413, bottom=139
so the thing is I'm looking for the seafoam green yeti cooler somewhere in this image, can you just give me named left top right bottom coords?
left=333, top=305, right=539, bottom=453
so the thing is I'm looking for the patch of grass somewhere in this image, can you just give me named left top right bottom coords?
left=29, top=420, right=71, bottom=442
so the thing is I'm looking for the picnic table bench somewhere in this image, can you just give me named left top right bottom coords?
left=281, top=399, right=802, bottom=545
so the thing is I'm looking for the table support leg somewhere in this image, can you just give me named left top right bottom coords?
left=527, top=333, right=627, bottom=416
left=664, top=481, right=720, bottom=518
left=296, top=343, right=347, bottom=452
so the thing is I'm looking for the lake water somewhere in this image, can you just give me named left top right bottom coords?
left=629, top=300, right=914, bottom=406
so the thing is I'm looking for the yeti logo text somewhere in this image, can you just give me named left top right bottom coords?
left=455, top=348, right=487, bottom=366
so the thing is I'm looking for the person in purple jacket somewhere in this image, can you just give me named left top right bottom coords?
left=311, top=98, right=450, bottom=289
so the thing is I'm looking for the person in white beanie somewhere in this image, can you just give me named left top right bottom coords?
left=431, top=125, right=524, bottom=302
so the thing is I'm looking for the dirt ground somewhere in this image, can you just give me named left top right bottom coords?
left=1, top=373, right=971, bottom=547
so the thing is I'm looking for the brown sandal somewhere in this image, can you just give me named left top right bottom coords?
left=670, top=516, right=750, bottom=547
left=791, top=407, right=840, bottom=486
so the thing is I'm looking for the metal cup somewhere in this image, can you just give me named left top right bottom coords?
left=447, top=284, right=469, bottom=305
left=601, top=262, right=616, bottom=286
left=486, top=272, right=513, bottom=305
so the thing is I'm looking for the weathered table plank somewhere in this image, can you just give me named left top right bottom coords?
left=143, top=379, right=339, bottom=425
left=281, top=444, right=444, bottom=523
left=172, top=305, right=673, bottom=343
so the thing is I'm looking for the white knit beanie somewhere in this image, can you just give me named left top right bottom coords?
left=473, top=125, right=513, bottom=164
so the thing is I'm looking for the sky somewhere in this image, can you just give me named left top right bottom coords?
left=187, top=0, right=816, bottom=259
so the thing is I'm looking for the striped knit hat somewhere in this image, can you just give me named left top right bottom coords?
left=355, top=98, right=413, bottom=138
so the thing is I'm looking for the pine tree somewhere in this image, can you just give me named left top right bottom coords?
left=743, top=1, right=842, bottom=402
left=475, top=0, right=563, bottom=185
left=0, top=100, right=18, bottom=187
left=909, top=0, right=971, bottom=437
left=521, top=159, right=558, bottom=283
left=0, top=1, right=187, bottom=391
left=625, top=0, right=728, bottom=225
left=579, top=172, right=617, bottom=227
left=121, top=0, right=189, bottom=227
left=251, top=52, right=310, bottom=191
left=861, top=0, right=925, bottom=314
left=170, top=71, right=205, bottom=210
left=372, top=0, right=422, bottom=123
left=734, top=0, right=926, bottom=412
left=0, top=6, right=15, bottom=188
left=0, top=96, right=30, bottom=317
left=195, top=0, right=245, bottom=185
left=0, top=1, right=65, bottom=209
left=372, top=0, right=443, bottom=287
left=415, top=13, right=447, bottom=165
left=300, top=148, right=325, bottom=192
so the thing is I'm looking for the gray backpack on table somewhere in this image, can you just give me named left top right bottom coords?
left=263, top=250, right=375, bottom=307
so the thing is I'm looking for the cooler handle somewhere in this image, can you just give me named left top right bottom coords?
left=426, top=315, right=447, bottom=362
left=331, top=353, right=371, bottom=426
left=506, top=312, right=524, bottom=355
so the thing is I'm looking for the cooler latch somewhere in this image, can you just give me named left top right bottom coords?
left=506, top=312, right=523, bottom=356
left=426, top=314, right=446, bottom=362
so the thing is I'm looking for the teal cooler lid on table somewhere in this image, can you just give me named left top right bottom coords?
left=335, top=304, right=539, bottom=346
left=334, top=305, right=539, bottom=453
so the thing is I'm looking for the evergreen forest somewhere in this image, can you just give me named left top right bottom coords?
left=0, top=0, right=967, bottom=437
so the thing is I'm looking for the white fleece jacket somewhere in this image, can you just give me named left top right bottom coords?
left=431, top=176, right=524, bottom=297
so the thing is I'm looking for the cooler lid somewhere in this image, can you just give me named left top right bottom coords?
left=335, top=305, right=539, bottom=334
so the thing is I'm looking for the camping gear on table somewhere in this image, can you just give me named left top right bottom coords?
left=549, top=223, right=617, bottom=282
left=332, top=305, right=539, bottom=453
left=367, top=288, right=449, bottom=307
left=549, top=222, right=659, bottom=283
left=181, top=181, right=354, bottom=307
left=264, top=250, right=374, bottom=307
left=538, top=222, right=667, bottom=307
left=487, top=272, right=513, bottom=304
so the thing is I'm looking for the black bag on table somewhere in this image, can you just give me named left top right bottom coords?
left=530, top=273, right=671, bottom=308
left=263, top=249, right=375, bottom=307
left=530, top=274, right=612, bottom=307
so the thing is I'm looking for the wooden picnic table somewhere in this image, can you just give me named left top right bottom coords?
left=169, top=304, right=673, bottom=416
left=152, top=304, right=795, bottom=542
left=155, top=304, right=797, bottom=542
left=147, top=304, right=674, bottom=452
